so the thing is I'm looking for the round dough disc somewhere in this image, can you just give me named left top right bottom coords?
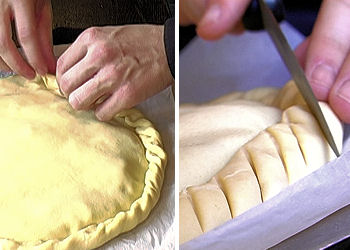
left=0, top=75, right=166, bottom=250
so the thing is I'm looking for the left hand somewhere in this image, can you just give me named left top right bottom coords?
left=56, top=25, right=173, bottom=121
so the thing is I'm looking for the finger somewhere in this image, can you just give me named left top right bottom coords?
left=37, top=0, right=56, bottom=74
left=0, top=56, right=12, bottom=72
left=56, top=37, right=88, bottom=79
left=197, top=0, right=251, bottom=40
left=95, top=84, right=135, bottom=121
left=0, top=10, right=35, bottom=78
left=329, top=53, right=350, bottom=123
left=68, top=72, right=113, bottom=111
left=58, top=53, right=99, bottom=96
left=13, top=1, right=48, bottom=75
left=179, top=0, right=208, bottom=26
left=294, top=37, right=310, bottom=69
left=56, top=28, right=99, bottom=75
left=304, top=0, right=350, bottom=101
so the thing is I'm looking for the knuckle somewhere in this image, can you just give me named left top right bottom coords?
left=83, top=27, right=100, bottom=42
left=108, top=66, right=120, bottom=78
left=91, top=43, right=111, bottom=60
left=102, top=67, right=119, bottom=85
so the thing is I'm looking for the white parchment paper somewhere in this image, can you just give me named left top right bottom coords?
left=179, top=22, right=350, bottom=249
left=54, top=45, right=175, bottom=250
left=99, top=87, right=175, bottom=250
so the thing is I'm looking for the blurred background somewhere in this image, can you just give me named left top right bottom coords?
left=51, top=0, right=174, bottom=45
left=180, top=0, right=322, bottom=50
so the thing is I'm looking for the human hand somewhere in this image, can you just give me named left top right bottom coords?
left=0, top=0, right=55, bottom=79
left=56, top=25, right=174, bottom=121
left=295, top=0, right=350, bottom=123
left=180, top=0, right=251, bottom=40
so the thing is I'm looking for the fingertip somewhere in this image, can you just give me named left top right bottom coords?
left=95, top=105, right=117, bottom=122
left=308, top=63, right=336, bottom=101
left=196, top=0, right=250, bottom=40
left=196, top=27, right=225, bottom=40
left=329, top=89, right=350, bottom=123
left=310, top=82, right=330, bottom=101
left=294, top=37, right=310, bottom=69
left=46, top=51, right=57, bottom=74
left=196, top=3, right=231, bottom=40
left=21, top=67, right=36, bottom=80
left=68, top=93, right=79, bottom=110
left=37, top=66, right=48, bottom=76
left=95, top=110, right=108, bottom=121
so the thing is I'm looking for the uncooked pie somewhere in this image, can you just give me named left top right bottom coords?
left=179, top=81, right=343, bottom=244
left=0, top=75, right=166, bottom=249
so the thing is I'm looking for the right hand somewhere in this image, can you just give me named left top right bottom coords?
left=180, top=0, right=251, bottom=40
left=0, top=0, right=56, bottom=79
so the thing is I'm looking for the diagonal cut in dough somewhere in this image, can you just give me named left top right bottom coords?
left=179, top=81, right=343, bottom=244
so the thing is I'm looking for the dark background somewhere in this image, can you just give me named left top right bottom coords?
left=51, top=0, right=174, bottom=45
left=180, top=0, right=322, bottom=50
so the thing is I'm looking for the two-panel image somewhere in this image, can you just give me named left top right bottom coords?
left=0, top=0, right=348, bottom=249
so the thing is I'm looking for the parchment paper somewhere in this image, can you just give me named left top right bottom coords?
left=57, top=46, right=175, bottom=250
left=99, top=86, right=175, bottom=250
left=180, top=22, right=350, bottom=249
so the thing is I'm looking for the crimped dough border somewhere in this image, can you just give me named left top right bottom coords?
left=0, top=75, right=167, bottom=250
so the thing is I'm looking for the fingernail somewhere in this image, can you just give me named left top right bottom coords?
left=337, top=80, right=350, bottom=103
left=201, top=4, right=221, bottom=25
left=68, top=93, right=79, bottom=109
left=310, top=64, right=336, bottom=91
left=95, top=111, right=104, bottom=121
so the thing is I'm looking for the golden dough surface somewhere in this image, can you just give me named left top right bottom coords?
left=0, top=75, right=166, bottom=249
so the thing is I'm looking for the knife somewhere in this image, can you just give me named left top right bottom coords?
left=244, top=0, right=340, bottom=157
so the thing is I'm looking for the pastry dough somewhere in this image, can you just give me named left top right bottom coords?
left=0, top=75, right=166, bottom=249
left=179, top=81, right=343, bottom=244
left=180, top=98, right=282, bottom=191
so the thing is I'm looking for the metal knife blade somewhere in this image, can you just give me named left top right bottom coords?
left=258, top=0, right=340, bottom=157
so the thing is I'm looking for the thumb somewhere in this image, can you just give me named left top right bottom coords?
left=196, top=0, right=250, bottom=40
left=294, top=37, right=310, bottom=70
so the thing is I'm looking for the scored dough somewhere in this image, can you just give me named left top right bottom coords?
left=180, top=100, right=282, bottom=191
left=0, top=75, right=166, bottom=250
left=179, top=81, right=343, bottom=244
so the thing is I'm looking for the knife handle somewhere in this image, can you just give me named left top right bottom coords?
left=243, top=0, right=285, bottom=30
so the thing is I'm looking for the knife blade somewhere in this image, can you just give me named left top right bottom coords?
left=257, top=0, right=340, bottom=157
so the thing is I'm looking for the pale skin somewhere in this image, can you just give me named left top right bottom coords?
left=180, top=0, right=350, bottom=123
left=0, top=0, right=174, bottom=121
left=57, top=25, right=173, bottom=121
left=0, top=0, right=56, bottom=78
